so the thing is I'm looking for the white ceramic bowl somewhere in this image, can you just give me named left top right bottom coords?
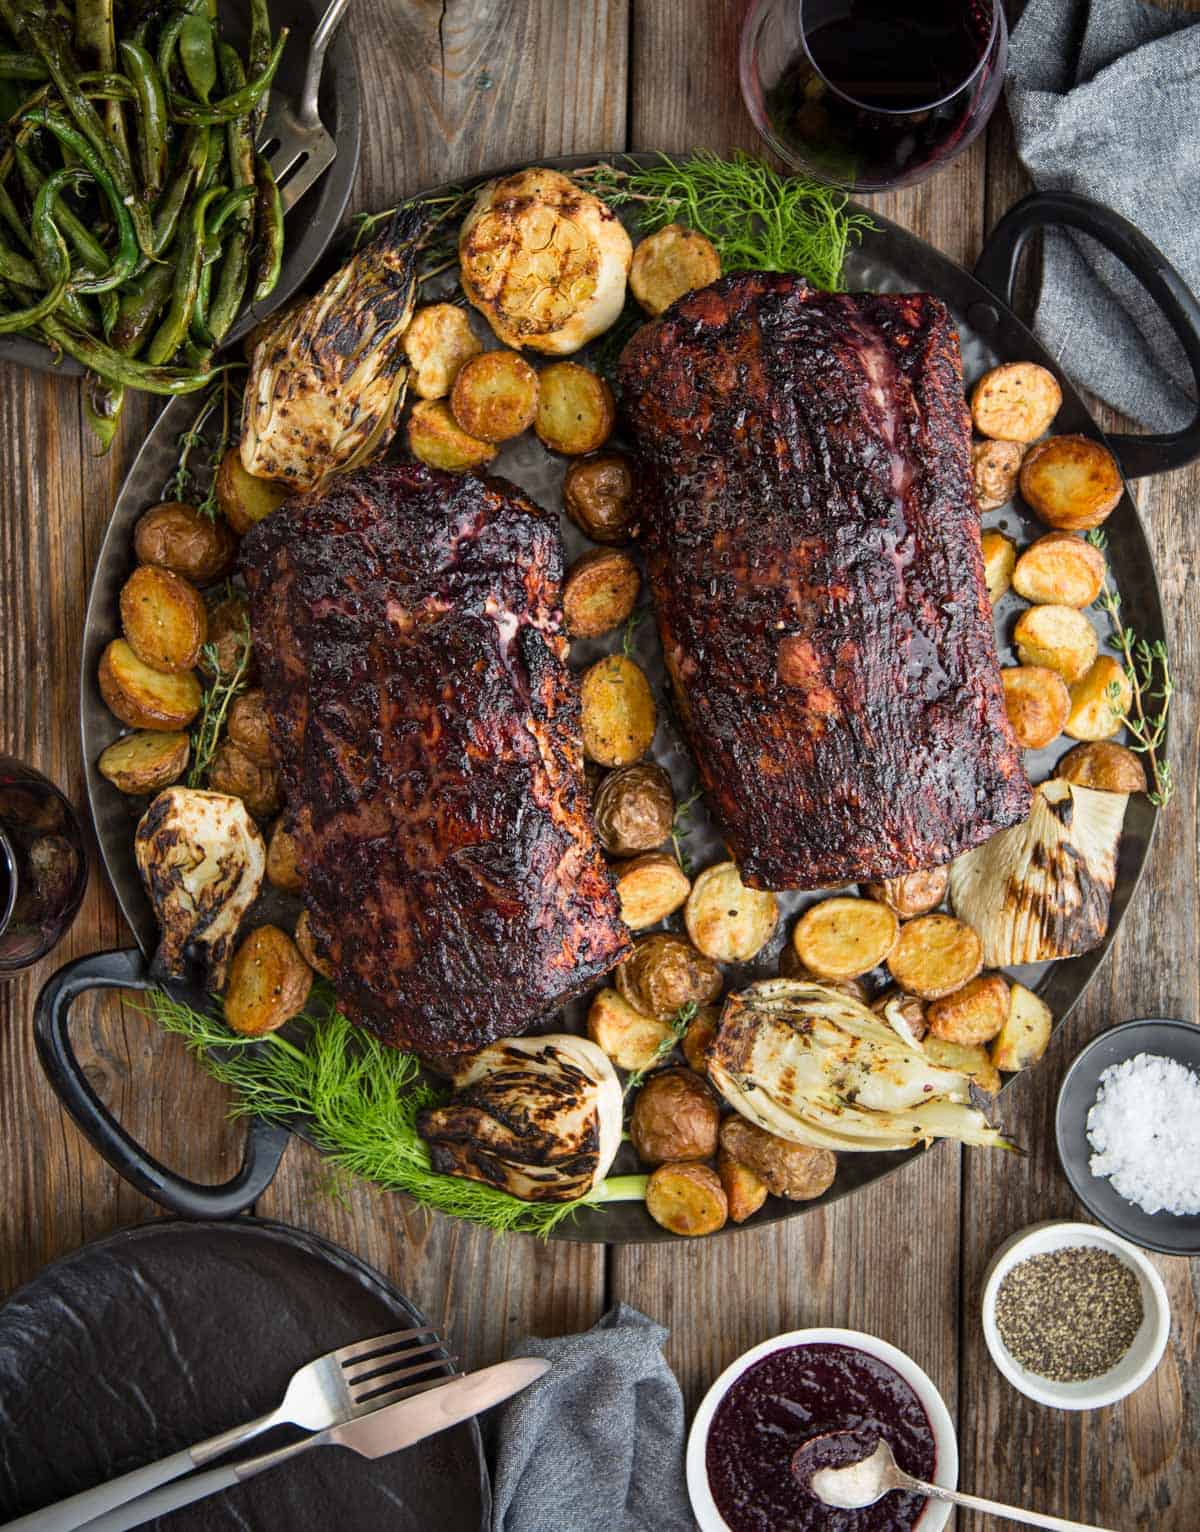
left=981, top=1221, right=1170, bottom=1411
left=685, top=1327, right=958, bottom=1531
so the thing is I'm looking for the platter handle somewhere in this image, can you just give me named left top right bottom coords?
left=34, top=949, right=290, bottom=1219
left=973, top=189, right=1200, bottom=479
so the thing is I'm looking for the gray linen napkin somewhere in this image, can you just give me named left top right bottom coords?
left=488, top=1304, right=693, bottom=1532
left=1006, top=0, right=1200, bottom=430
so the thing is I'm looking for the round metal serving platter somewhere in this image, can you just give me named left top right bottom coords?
left=77, top=153, right=1165, bottom=1242
left=0, top=0, right=361, bottom=375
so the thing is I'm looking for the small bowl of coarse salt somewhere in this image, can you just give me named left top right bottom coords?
left=1055, top=1017, right=1200, bottom=1256
left=981, top=1223, right=1169, bottom=1410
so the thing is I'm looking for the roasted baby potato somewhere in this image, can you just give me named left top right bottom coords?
left=970, top=361, right=1062, bottom=443
left=1012, top=532, right=1107, bottom=608
left=226, top=688, right=277, bottom=765
left=981, top=529, right=1017, bottom=604
left=645, top=1162, right=727, bottom=1237
left=208, top=740, right=282, bottom=819
left=119, top=566, right=207, bottom=675
left=1013, top=604, right=1099, bottom=685
left=871, top=988, right=928, bottom=1043
left=971, top=439, right=1024, bottom=511
left=990, top=982, right=1053, bottom=1072
left=406, top=398, right=497, bottom=472
left=922, top=1035, right=1001, bottom=1095
left=534, top=362, right=615, bottom=455
left=614, top=851, right=691, bottom=931
left=402, top=302, right=483, bottom=399
left=216, top=446, right=289, bottom=534
left=681, top=1005, right=719, bottom=1074
left=685, top=860, right=779, bottom=963
left=1019, top=434, right=1122, bottom=531
left=615, top=933, right=722, bottom=1020
left=886, top=913, right=983, bottom=1000
left=1066, top=656, right=1132, bottom=741
left=592, top=762, right=673, bottom=854
left=926, top=972, right=1010, bottom=1046
left=792, top=896, right=899, bottom=980
left=779, top=943, right=871, bottom=1003
left=562, top=549, right=640, bottom=639
left=201, top=594, right=254, bottom=682
left=1054, top=740, right=1147, bottom=794
left=1001, top=665, right=1071, bottom=750
left=630, top=1068, right=720, bottom=1164
left=133, top=502, right=237, bottom=586
left=718, top=1150, right=769, bottom=1224
left=580, top=655, right=656, bottom=766
left=449, top=349, right=539, bottom=442
left=719, top=1116, right=837, bottom=1201
left=630, top=223, right=721, bottom=316
left=97, top=730, right=190, bottom=795
left=862, top=868, right=948, bottom=919
left=294, top=909, right=333, bottom=979
left=266, top=817, right=304, bottom=892
left=224, top=924, right=312, bottom=1036
left=99, top=639, right=202, bottom=731
left=587, top=986, right=674, bottom=1072
left=563, top=452, right=638, bottom=544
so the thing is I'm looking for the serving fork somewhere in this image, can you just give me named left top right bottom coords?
left=6, top=1326, right=451, bottom=1532
left=258, top=0, right=354, bottom=211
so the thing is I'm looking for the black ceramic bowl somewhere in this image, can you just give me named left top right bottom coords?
left=1055, top=1018, right=1200, bottom=1256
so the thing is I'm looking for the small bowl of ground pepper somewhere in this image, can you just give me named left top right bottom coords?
left=981, top=1222, right=1170, bottom=1410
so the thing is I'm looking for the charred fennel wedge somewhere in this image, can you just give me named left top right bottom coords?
left=708, top=979, right=1014, bottom=1153
left=949, top=780, right=1128, bottom=967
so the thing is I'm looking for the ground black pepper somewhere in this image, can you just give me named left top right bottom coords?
left=994, top=1246, right=1144, bottom=1382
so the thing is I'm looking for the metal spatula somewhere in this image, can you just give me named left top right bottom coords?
left=258, top=0, right=353, bottom=211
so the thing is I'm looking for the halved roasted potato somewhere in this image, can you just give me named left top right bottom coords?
left=792, top=896, right=899, bottom=980
left=685, top=860, right=779, bottom=962
left=119, top=566, right=207, bottom=675
left=886, top=913, right=983, bottom=1000
left=266, top=817, right=304, bottom=892
left=226, top=688, right=277, bottom=766
left=449, top=349, right=539, bottom=442
left=645, top=1162, right=727, bottom=1237
left=201, top=594, right=254, bottom=682
left=719, top=1116, right=837, bottom=1201
left=97, top=730, right=190, bottom=794
left=402, top=302, right=483, bottom=399
left=681, top=1005, right=719, bottom=1073
left=592, top=762, right=673, bottom=854
left=779, top=942, right=871, bottom=1003
left=134, top=502, right=237, bottom=586
left=406, top=399, right=497, bottom=472
left=718, top=1150, right=768, bottom=1224
left=586, top=986, right=674, bottom=1072
left=1019, top=434, right=1122, bottom=531
left=1054, top=740, right=1147, bottom=794
left=1012, top=532, right=1107, bottom=608
left=990, top=982, right=1053, bottom=1071
left=1065, top=656, right=1132, bottom=741
left=614, top=851, right=691, bottom=931
left=615, top=933, right=722, bottom=1020
left=563, top=452, right=638, bottom=543
left=922, top=1035, right=1001, bottom=1095
left=580, top=655, right=656, bottom=766
left=216, top=446, right=289, bottom=534
left=926, top=972, right=1010, bottom=1046
left=1013, top=604, right=1099, bottom=685
left=970, top=362, right=1062, bottom=443
left=294, top=909, right=333, bottom=979
left=980, top=529, right=1017, bottom=604
left=99, top=639, right=202, bottom=731
left=862, top=868, right=948, bottom=919
left=562, top=549, right=640, bottom=639
left=534, top=362, right=615, bottom=455
left=208, top=739, right=282, bottom=819
left=971, top=439, right=1024, bottom=511
left=224, top=924, right=312, bottom=1036
left=630, top=224, right=721, bottom=316
left=1001, top=665, right=1071, bottom=749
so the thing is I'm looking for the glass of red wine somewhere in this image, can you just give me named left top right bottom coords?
left=0, top=757, right=88, bottom=976
left=740, top=0, right=1007, bottom=194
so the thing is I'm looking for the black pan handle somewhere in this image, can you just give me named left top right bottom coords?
left=973, top=190, right=1200, bottom=479
left=34, top=948, right=290, bottom=1218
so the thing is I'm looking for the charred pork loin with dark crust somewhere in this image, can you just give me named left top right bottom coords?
left=240, top=462, right=630, bottom=1056
left=619, top=271, right=1031, bottom=891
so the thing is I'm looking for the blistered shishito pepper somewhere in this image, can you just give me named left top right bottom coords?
left=166, top=29, right=286, bottom=125
left=23, top=107, right=137, bottom=294
left=118, top=40, right=168, bottom=199
left=146, top=184, right=224, bottom=365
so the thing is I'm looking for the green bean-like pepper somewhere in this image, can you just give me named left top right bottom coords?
left=30, top=167, right=105, bottom=330
left=146, top=184, right=223, bottom=365
left=39, top=313, right=222, bottom=392
left=74, top=0, right=131, bottom=170
left=248, top=0, right=272, bottom=134
left=12, top=144, right=110, bottom=279
left=251, top=152, right=283, bottom=305
left=191, top=259, right=214, bottom=347
left=23, top=107, right=137, bottom=293
left=156, top=13, right=185, bottom=84
left=149, top=125, right=209, bottom=257
left=118, top=41, right=167, bottom=199
left=83, top=373, right=123, bottom=453
left=204, top=184, right=255, bottom=257
left=0, top=50, right=43, bottom=78
left=110, top=258, right=172, bottom=354
left=178, top=13, right=216, bottom=102
left=167, top=29, right=286, bottom=125
left=0, top=174, right=70, bottom=331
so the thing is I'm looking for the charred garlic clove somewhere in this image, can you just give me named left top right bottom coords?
left=417, top=1034, right=622, bottom=1203
left=135, top=787, right=266, bottom=990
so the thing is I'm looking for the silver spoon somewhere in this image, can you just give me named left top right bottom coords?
left=795, top=1435, right=1118, bottom=1531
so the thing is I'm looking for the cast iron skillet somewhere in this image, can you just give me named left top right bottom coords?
left=34, top=164, right=1200, bottom=1241
left=0, top=0, right=361, bottom=375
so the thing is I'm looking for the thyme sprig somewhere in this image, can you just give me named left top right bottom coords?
left=623, top=1000, right=698, bottom=1099
left=187, top=614, right=253, bottom=787
left=1087, top=529, right=1174, bottom=807
left=670, top=789, right=701, bottom=875
left=164, top=370, right=243, bottom=520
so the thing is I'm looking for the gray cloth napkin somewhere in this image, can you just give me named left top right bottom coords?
left=487, top=1304, right=693, bottom=1532
left=1006, top=0, right=1200, bottom=430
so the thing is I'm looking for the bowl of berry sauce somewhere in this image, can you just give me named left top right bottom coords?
left=686, top=1329, right=958, bottom=1531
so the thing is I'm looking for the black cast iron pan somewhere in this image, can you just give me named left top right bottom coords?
left=35, top=163, right=1200, bottom=1241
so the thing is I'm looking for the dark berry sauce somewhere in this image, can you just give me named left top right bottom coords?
left=705, top=1342, right=936, bottom=1531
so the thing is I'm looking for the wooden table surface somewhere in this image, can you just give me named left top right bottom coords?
left=1, top=2, right=1196, bottom=1526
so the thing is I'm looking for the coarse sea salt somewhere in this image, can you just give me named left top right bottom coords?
left=1087, top=1052, right=1200, bottom=1216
